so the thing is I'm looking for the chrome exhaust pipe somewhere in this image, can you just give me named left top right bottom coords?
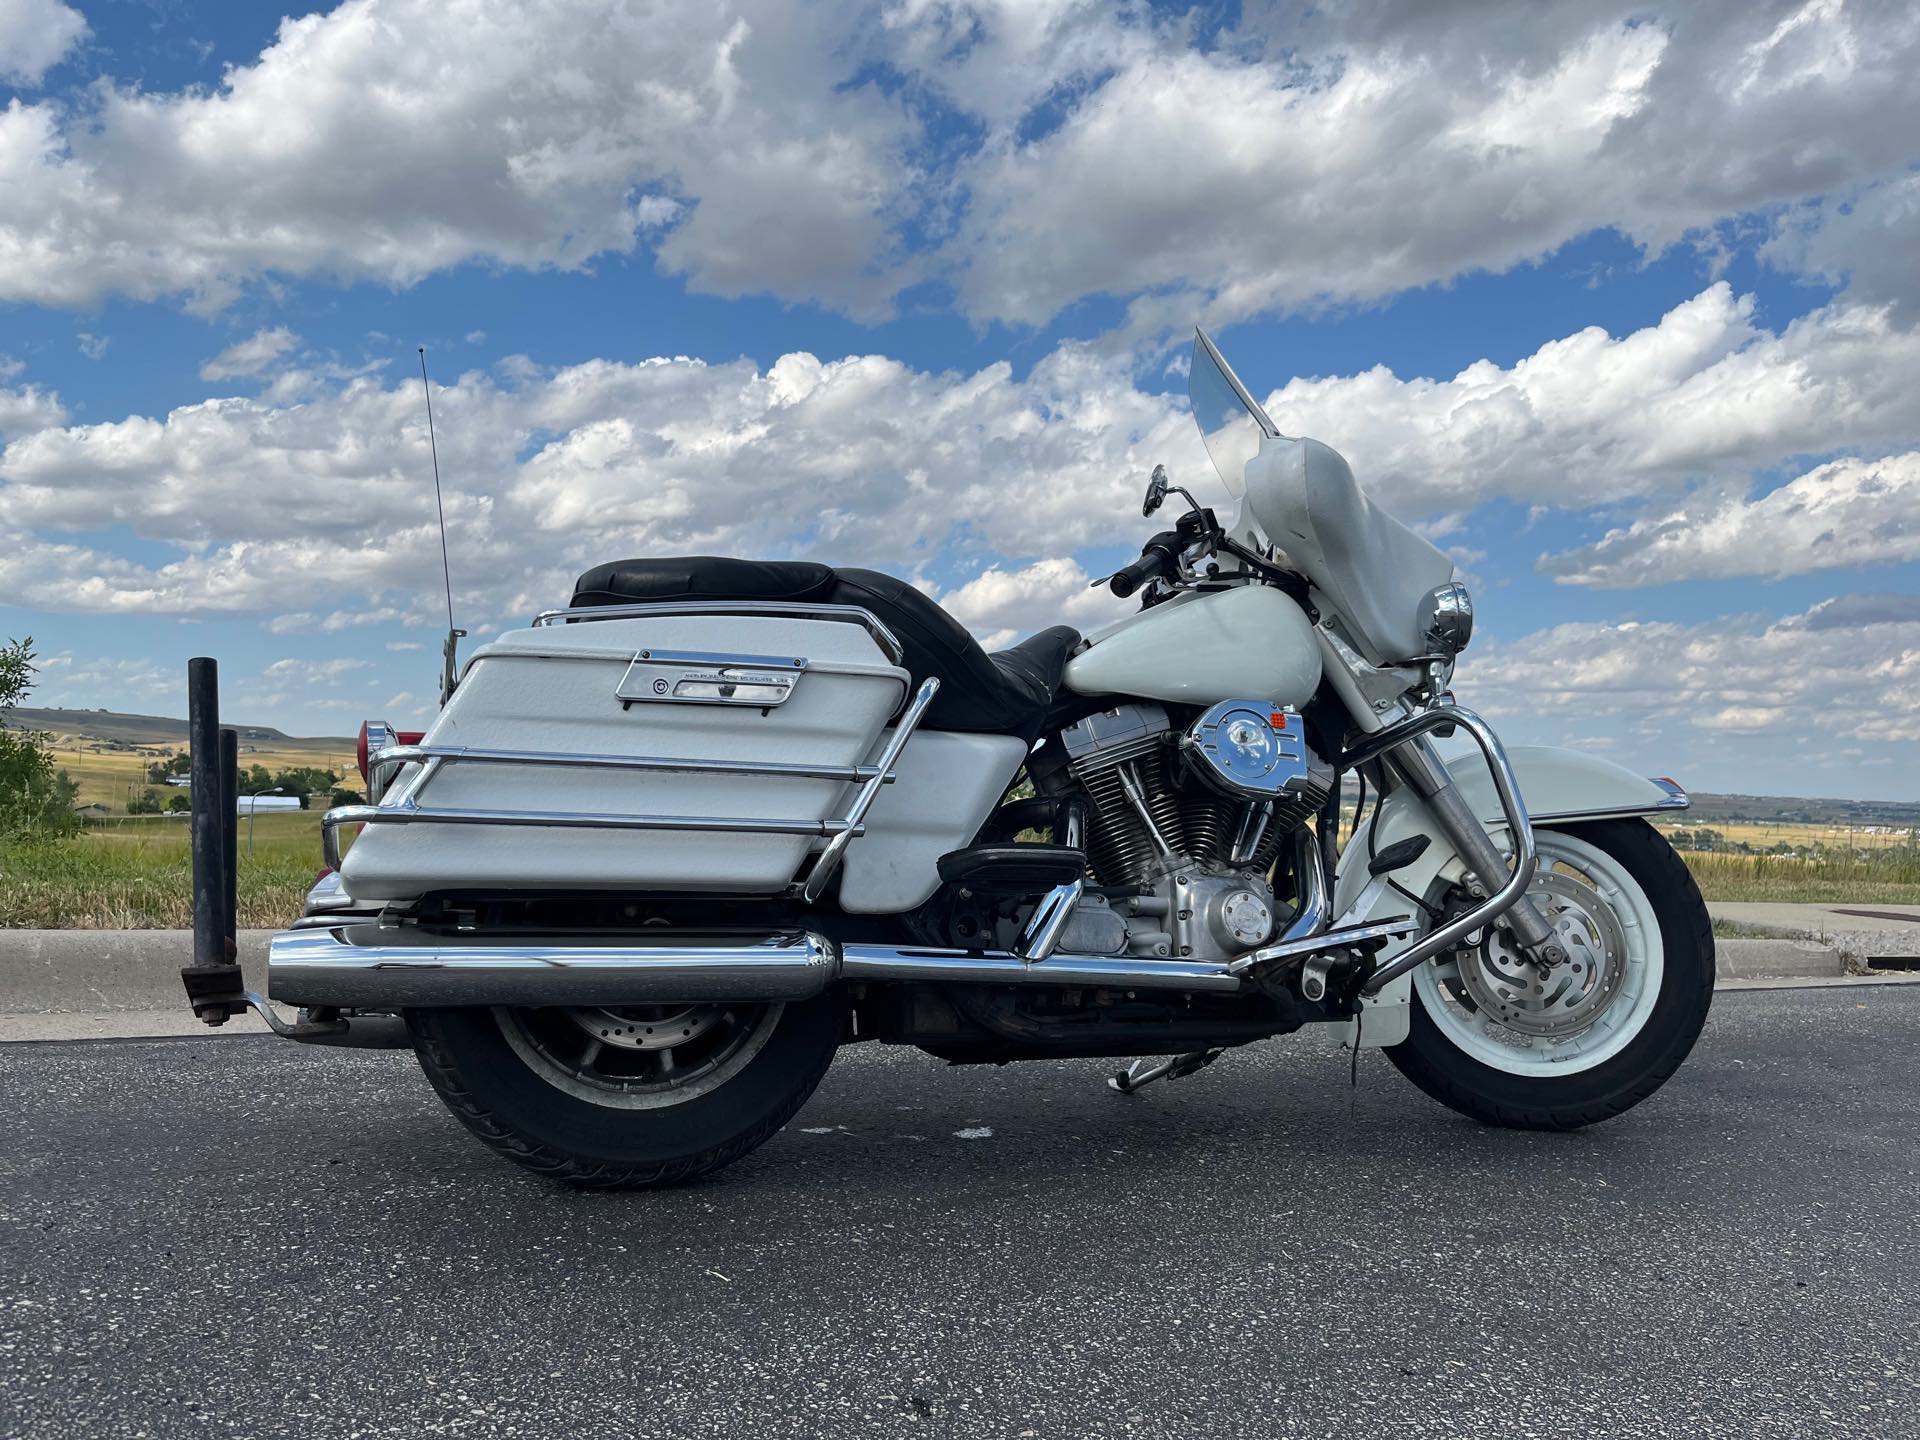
left=267, top=924, right=1245, bottom=1010
left=268, top=926, right=841, bottom=1009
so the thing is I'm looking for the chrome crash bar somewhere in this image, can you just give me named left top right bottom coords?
left=321, top=677, right=941, bottom=879
left=1335, top=704, right=1539, bottom=996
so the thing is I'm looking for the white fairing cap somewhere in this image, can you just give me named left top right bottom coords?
left=1239, top=435, right=1455, bottom=667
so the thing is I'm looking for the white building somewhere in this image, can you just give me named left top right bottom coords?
left=235, top=795, right=302, bottom=814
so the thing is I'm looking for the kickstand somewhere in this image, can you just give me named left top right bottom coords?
left=1107, top=1048, right=1224, bottom=1094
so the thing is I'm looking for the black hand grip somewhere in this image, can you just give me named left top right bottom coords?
left=1108, top=532, right=1182, bottom=598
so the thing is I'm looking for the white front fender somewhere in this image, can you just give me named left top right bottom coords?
left=1335, top=745, right=1687, bottom=1049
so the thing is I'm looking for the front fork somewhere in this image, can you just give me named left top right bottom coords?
left=1384, top=734, right=1565, bottom=965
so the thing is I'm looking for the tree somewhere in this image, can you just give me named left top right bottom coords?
left=167, top=793, right=191, bottom=813
left=0, top=637, right=81, bottom=838
left=127, top=788, right=164, bottom=815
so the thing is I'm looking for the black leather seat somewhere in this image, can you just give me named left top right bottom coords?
left=572, top=557, right=1081, bottom=739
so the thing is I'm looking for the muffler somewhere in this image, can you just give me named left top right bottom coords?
left=266, top=925, right=1244, bottom=1010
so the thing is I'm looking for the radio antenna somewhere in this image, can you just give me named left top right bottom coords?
left=417, top=348, right=466, bottom=705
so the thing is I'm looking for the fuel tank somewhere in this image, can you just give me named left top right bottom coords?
left=1063, top=583, right=1322, bottom=707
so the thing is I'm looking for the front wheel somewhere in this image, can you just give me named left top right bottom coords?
left=407, top=994, right=844, bottom=1188
left=1387, top=819, right=1714, bottom=1130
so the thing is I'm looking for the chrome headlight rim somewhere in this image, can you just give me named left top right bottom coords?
left=1419, top=581, right=1474, bottom=657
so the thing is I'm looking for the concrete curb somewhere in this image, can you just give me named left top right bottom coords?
left=1714, top=937, right=1844, bottom=980
left=0, top=929, right=273, bottom=1014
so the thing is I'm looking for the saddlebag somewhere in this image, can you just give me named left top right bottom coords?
left=338, top=610, right=909, bottom=901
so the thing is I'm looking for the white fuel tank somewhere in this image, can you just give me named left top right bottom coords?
left=1064, top=583, right=1321, bottom=707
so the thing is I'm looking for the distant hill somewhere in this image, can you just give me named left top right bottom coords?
left=5, top=707, right=353, bottom=754
left=1679, top=792, right=1920, bottom=828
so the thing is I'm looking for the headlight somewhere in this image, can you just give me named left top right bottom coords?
left=1419, top=581, right=1474, bottom=656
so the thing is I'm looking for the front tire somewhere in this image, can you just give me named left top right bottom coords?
left=1388, top=819, right=1713, bottom=1130
left=407, top=994, right=844, bottom=1188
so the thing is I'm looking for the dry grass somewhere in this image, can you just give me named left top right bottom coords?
left=43, top=735, right=356, bottom=812
left=1677, top=848, right=1920, bottom=905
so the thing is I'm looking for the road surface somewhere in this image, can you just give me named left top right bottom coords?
left=2, top=987, right=1915, bottom=1438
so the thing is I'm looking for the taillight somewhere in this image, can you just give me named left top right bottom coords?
left=357, top=720, right=422, bottom=802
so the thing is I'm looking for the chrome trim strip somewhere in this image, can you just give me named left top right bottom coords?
left=530, top=600, right=906, bottom=668
left=799, top=677, right=941, bottom=903
left=269, top=927, right=839, bottom=1008
left=370, top=743, right=888, bottom=787
left=838, top=943, right=1243, bottom=994
left=323, top=802, right=858, bottom=870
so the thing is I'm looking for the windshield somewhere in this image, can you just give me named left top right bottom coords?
left=1189, top=328, right=1280, bottom=498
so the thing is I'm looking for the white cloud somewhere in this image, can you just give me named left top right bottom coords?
left=1255, top=283, right=1920, bottom=517
left=3, top=2, right=1917, bottom=326
left=0, top=382, right=66, bottom=437
left=1545, top=452, right=1920, bottom=587
left=263, top=657, right=370, bottom=683
left=0, top=340, right=1193, bottom=620
left=941, top=1, right=1920, bottom=327
left=0, top=0, right=920, bottom=313
left=936, top=558, right=1131, bottom=650
left=5, top=282, right=1918, bottom=622
left=1466, top=598, right=1920, bottom=751
left=75, top=332, right=108, bottom=361
left=200, top=327, right=299, bottom=381
left=28, top=651, right=175, bottom=708
left=0, top=0, right=86, bottom=86
left=1765, top=173, right=1920, bottom=322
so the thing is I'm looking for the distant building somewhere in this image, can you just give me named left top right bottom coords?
left=165, top=776, right=193, bottom=786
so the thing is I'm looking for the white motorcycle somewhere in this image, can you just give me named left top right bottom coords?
left=182, top=328, right=1713, bottom=1187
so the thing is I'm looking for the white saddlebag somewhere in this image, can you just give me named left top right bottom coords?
left=339, top=613, right=908, bottom=901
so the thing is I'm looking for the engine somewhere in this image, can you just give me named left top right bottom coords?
left=1037, top=701, right=1334, bottom=962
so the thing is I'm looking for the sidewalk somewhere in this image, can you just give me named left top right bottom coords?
left=1707, top=901, right=1920, bottom=969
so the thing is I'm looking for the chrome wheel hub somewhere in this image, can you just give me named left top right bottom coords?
left=1456, top=871, right=1626, bottom=1038
left=496, top=1001, right=782, bottom=1109
left=560, top=1004, right=724, bottom=1052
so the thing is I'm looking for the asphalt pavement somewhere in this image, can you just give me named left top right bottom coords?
left=2, top=986, right=1916, bottom=1439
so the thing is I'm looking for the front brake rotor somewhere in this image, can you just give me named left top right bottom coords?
left=1454, top=871, right=1627, bottom=1038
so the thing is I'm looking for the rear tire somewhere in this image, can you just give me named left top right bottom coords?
left=407, top=994, right=844, bottom=1188
left=1387, top=819, right=1713, bottom=1130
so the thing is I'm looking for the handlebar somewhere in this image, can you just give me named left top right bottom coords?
left=1108, top=531, right=1183, bottom=598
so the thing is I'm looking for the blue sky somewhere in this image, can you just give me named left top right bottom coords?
left=2, top=0, right=1918, bottom=799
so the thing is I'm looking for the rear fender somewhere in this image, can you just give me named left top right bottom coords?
left=1335, top=745, right=1687, bottom=1049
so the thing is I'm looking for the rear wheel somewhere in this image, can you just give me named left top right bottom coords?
left=1387, top=819, right=1713, bottom=1130
left=407, top=993, right=844, bottom=1187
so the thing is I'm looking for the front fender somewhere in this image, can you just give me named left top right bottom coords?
left=1335, top=745, right=1687, bottom=1048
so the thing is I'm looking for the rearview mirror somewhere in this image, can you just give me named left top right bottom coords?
left=1142, top=463, right=1170, bottom=517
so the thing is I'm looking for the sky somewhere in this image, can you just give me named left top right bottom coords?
left=1, top=0, right=1918, bottom=800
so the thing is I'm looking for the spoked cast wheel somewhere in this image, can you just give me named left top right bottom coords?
left=1388, top=819, right=1714, bottom=1130
left=407, top=994, right=843, bottom=1188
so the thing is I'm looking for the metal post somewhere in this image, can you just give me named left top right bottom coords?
left=220, top=727, right=238, bottom=948
left=181, top=659, right=245, bottom=1024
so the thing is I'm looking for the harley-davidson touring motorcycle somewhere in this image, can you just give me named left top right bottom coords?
left=180, top=329, right=1712, bottom=1187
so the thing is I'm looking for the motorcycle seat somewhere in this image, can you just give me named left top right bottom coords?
left=571, top=556, right=1081, bottom=739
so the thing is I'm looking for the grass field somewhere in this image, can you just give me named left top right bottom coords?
left=4, top=810, right=1918, bottom=929
left=0, top=813, right=333, bottom=928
